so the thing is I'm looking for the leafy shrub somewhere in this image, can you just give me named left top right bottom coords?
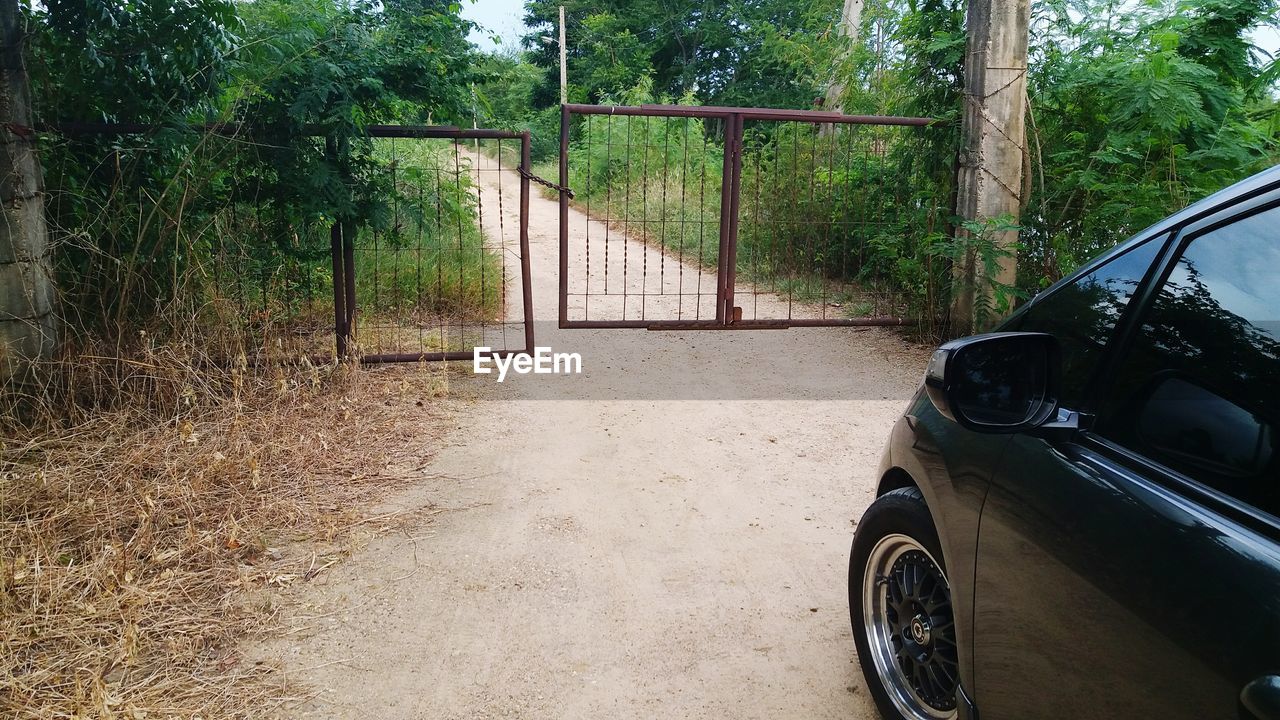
left=30, top=0, right=497, bottom=353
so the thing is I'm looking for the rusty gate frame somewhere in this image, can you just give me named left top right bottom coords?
left=46, top=122, right=536, bottom=363
left=330, top=125, right=536, bottom=363
left=555, top=104, right=934, bottom=330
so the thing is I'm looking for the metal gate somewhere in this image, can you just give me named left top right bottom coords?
left=328, top=126, right=535, bottom=362
left=555, top=104, right=934, bottom=330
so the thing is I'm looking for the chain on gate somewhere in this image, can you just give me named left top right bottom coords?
left=519, top=166, right=574, bottom=199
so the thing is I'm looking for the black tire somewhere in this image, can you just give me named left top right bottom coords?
left=849, top=486, right=959, bottom=720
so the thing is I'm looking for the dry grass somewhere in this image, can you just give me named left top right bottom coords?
left=1, top=346, right=466, bottom=718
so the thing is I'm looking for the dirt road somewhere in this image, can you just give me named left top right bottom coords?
left=253, top=150, right=928, bottom=718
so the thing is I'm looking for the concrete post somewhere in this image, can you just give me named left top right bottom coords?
left=0, top=0, right=57, bottom=383
left=951, top=0, right=1029, bottom=335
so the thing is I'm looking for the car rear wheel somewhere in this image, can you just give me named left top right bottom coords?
left=850, top=487, right=959, bottom=720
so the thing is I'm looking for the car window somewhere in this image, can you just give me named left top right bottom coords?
left=1011, top=237, right=1165, bottom=408
left=1097, top=205, right=1280, bottom=514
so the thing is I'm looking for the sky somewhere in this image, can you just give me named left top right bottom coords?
left=1252, top=26, right=1280, bottom=60
left=461, top=0, right=530, bottom=53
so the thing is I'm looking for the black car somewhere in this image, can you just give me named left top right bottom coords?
left=849, top=165, right=1280, bottom=720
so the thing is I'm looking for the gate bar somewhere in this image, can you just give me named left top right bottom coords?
left=721, top=113, right=745, bottom=324
left=330, top=220, right=347, bottom=357
left=39, top=122, right=527, bottom=139
left=714, top=114, right=736, bottom=325
left=561, top=104, right=934, bottom=126
left=558, top=104, right=571, bottom=329
left=557, top=317, right=912, bottom=329
left=520, top=130, right=536, bottom=353
left=341, top=218, right=356, bottom=353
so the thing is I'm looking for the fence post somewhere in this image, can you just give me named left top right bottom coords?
left=725, top=113, right=745, bottom=324
left=0, top=0, right=56, bottom=383
left=715, top=116, right=733, bottom=325
left=952, top=0, right=1030, bottom=335
left=520, top=131, right=535, bottom=353
left=341, top=217, right=356, bottom=351
left=326, top=135, right=352, bottom=358
left=330, top=219, right=347, bottom=358
left=716, top=113, right=745, bottom=325
left=558, top=104, right=570, bottom=328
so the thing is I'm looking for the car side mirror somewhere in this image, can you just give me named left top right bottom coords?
left=924, top=332, right=1062, bottom=434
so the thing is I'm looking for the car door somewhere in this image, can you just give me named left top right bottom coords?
left=971, top=197, right=1280, bottom=718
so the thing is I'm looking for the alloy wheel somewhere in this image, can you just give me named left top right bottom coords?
left=861, top=533, right=959, bottom=719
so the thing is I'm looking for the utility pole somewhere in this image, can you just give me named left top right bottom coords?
left=823, top=0, right=865, bottom=114
left=471, top=83, right=479, bottom=155
left=558, top=5, right=567, bottom=105
left=952, top=0, right=1030, bottom=336
left=0, top=0, right=56, bottom=384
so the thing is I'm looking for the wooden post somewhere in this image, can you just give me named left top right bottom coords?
left=558, top=6, right=567, bottom=105
left=952, top=0, right=1030, bottom=336
left=0, top=0, right=56, bottom=383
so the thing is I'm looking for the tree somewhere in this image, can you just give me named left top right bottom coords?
left=1018, top=0, right=1279, bottom=285
left=825, top=0, right=1277, bottom=333
left=28, top=0, right=480, bottom=330
left=233, top=0, right=479, bottom=235
left=824, top=0, right=866, bottom=112
left=521, top=0, right=843, bottom=108
left=30, top=0, right=241, bottom=327
left=33, top=0, right=239, bottom=124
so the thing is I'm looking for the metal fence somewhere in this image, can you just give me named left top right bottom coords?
left=42, top=123, right=533, bottom=363
left=326, top=128, right=533, bottom=362
left=556, top=104, right=935, bottom=330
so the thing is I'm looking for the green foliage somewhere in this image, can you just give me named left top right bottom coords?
left=32, top=0, right=240, bottom=124
left=574, top=12, right=653, bottom=98
left=233, top=0, right=478, bottom=226
left=1020, top=0, right=1280, bottom=284
left=951, top=215, right=1024, bottom=324
left=476, top=55, right=544, bottom=123
left=521, top=0, right=843, bottom=108
left=31, top=0, right=497, bottom=340
left=826, top=0, right=968, bottom=331
left=474, top=54, right=562, bottom=161
left=811, top=0, right=1280, bottom=330
left=31, top=0, right=245, bottom=325
left=737, top=121, right=957, bottom=327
